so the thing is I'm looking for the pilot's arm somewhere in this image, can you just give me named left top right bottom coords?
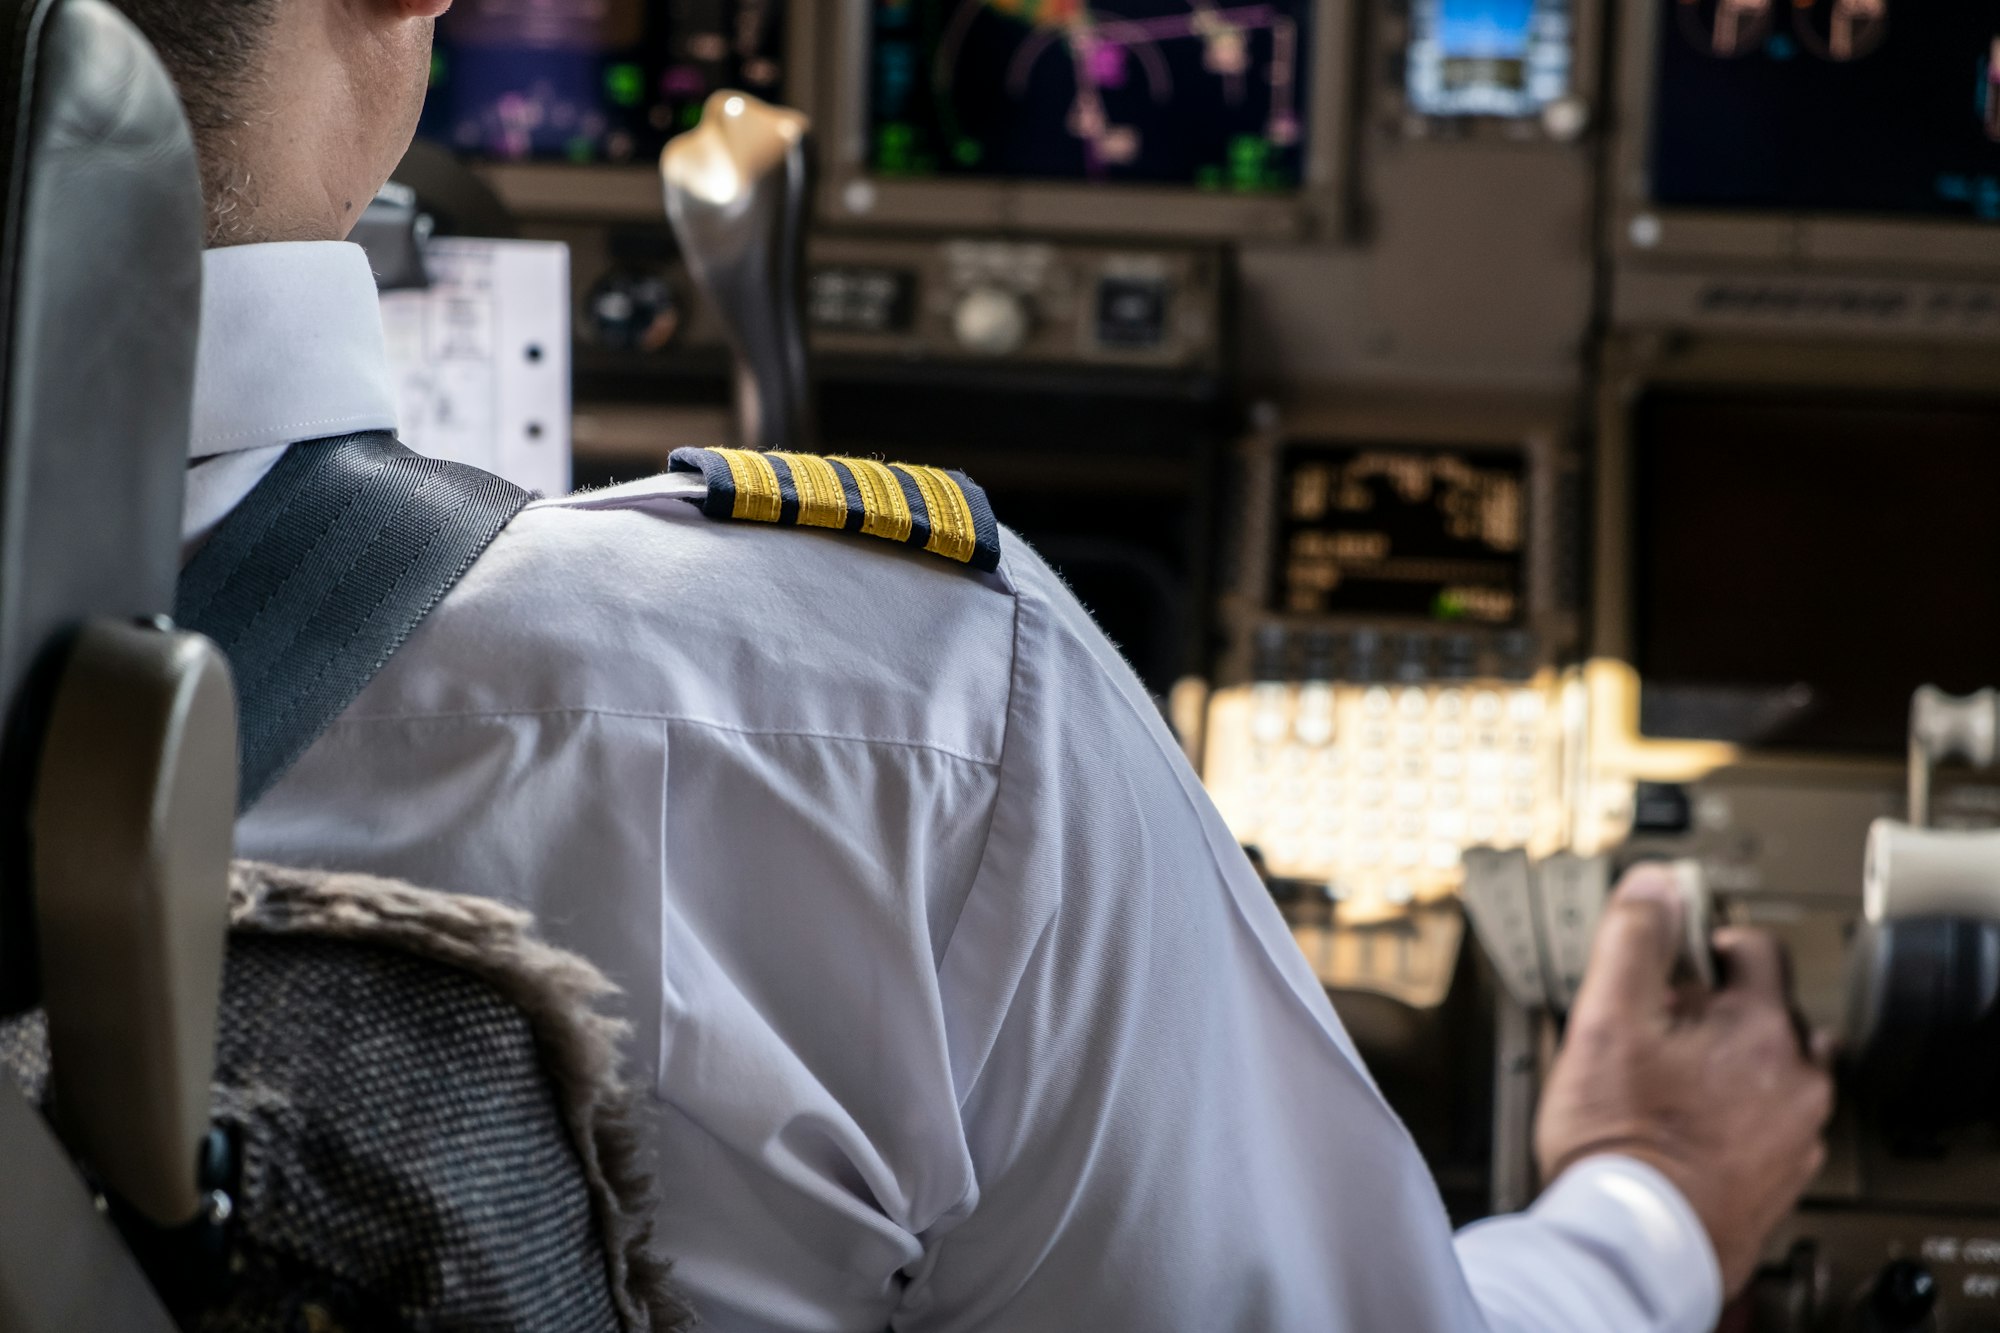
left=244, top=480, right=1828, bottom=1332
left=862, top=542, right=1828, bottom=1332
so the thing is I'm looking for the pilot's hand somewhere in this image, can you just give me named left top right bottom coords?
left=1533, top=866, right=1835, bottom=1297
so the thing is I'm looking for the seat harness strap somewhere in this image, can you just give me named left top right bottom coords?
left=176, top=432, right=532, bottom=812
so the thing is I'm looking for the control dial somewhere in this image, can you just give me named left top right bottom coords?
left=1677, top=0, right=1775, bottom=59
left=1792, top=0, right=1889, bottom=62
left=587, top=270, right=682, bottom=353
left=1864, top=1260, right=1938, bottom=1332
left=952, top=285, right=1033, bottom=357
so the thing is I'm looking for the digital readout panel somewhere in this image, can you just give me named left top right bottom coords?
left=1405, top=0, right=1574, bottom=119
left=1272, top=444, right=1527, bottom=623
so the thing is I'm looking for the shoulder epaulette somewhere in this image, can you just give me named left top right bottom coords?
left=666, top=447, right=1002, bottom=573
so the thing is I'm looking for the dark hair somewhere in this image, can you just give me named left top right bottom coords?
left=109, top=0, right=282, bottom=239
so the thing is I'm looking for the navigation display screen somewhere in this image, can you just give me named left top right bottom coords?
left=1633, top=392, right=2000, bottom=753
left=1271, top=444, right=1526, bottom=623
left=1651, top=0, right=2000, bottom=219
left=868, top=0, right=1311, bottom=190
left=419, top=0, right=785, bottom=164
left=1405, top=0, right=1573, bottom=119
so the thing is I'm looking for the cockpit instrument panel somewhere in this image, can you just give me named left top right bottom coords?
left=1274, top=444, right=1526, bottom=626
left=866, top=0, right=1312, bottom=190
left=1404, top=0, right=1574, bottom=119
left=1650, top=0, right=2000, bottom=219
left=420, top=0, right=786, bottom=165
left=1630, top=390, right=2000, bottom=753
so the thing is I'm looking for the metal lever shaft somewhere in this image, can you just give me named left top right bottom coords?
left=662, top=90, right=814, bottom=452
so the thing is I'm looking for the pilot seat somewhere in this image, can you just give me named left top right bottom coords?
left=0, top=2, right=684, bottom=1327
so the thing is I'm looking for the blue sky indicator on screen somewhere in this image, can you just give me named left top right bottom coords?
left=1436, top=0, right=1535, bottom=59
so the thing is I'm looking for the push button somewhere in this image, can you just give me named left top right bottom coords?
left=1095, top=276, right=1171, bottom=350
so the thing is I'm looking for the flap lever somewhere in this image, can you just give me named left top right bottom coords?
left=662, top=90, right=815, bottom=453
left=1907, top=684, right=2000, bottom=826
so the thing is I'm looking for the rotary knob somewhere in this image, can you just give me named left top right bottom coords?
left=951, top=285, right=1032, bottom=356
left=1866, top=1260, right=1938, bottom=1331
left=587, top=270, right=681, bottom=353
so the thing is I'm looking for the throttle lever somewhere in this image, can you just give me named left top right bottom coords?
left=1462, top=849, right=1713, bottom=1011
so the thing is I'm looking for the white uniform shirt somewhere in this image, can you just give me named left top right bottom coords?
left=190, top=241, right=1724, bottom=1333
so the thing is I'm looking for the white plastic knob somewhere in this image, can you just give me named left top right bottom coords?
left=1864, top=818, right=2000, bottom=924
left=1540, top=96, right=1591, bottom=142
left=952, top=286, right=1032, bottom=356
left=1911, top=685, right=2000, bottom=768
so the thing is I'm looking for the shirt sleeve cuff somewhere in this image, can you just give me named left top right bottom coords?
left=1456, top=1155, right=1723, bottom=1333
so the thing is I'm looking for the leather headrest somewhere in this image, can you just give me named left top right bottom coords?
left=0, top=0, right=203, bottom=1010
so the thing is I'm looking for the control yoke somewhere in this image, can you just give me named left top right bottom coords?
left=661, top=90, right=815, bottom=453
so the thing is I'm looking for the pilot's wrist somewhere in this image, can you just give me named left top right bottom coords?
left=1536, top=1154, right=1725, bottom=1330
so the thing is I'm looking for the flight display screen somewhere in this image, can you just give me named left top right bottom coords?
left=418, top=0, right=785, bottom=164
left=1271, top=444, right=1526, bottom=623
left=1405, top=0, right=1574, bottom=119
left=868, top=0, right=1311, bottom=190
left=1633, top=392, right=2000, bottom=754
left=1651, top=0, right=2000, bottom=219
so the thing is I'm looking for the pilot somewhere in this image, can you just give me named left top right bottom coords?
left=116, top=0, right=1833, bottom=1328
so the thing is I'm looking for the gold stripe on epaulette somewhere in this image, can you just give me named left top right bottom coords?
left=840, top=457, right=915, bottom=543
left=665, top=444, right=1003, bottom=572
left=722, top=449, right=783, bottom=523
left=776, top=453, right=848, bottom=529
left=894, top=464, right=978, bottom=566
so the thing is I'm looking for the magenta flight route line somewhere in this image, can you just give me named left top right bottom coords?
left=1086, top=5, right=1283, bottom=47
left=933, top=0, right=1304, bottom=180
left=1060, top=4, right=1299, bottom=177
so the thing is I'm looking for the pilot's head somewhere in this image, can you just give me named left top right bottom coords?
left=109, top=0, right=454, bottom=247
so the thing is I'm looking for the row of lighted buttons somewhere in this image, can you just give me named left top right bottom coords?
left=1266, top=805, right=1537, bottom=834
left=1254, top=683, right=1545, bottom=729
left=1237, top=728, right=1553, bottom=887
left=1232, top=694, right=1556, bottom=784
left=1256, top=780, right=1536, bottom=808
left=1251, top=692, right=1546, bottom=757
left=1245, top=747, right=1546, bottom=793
left=1203, top=678, right=1563, bottom=907
left=1254, top=799, right=1543, bottom=843
left=1252, top=731, right=1543, bottom=765
left=1251, top=626, right=1540, bottom=685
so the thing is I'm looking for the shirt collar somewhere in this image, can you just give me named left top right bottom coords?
left=190, top=241, right=397, bottom=461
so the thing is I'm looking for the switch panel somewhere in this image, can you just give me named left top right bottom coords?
left=806, top=234, right=1225, bottom=373
left=1760, top=1211, right=2000, bottom=1332
left=1204, top=674, right=1569, bottom=921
